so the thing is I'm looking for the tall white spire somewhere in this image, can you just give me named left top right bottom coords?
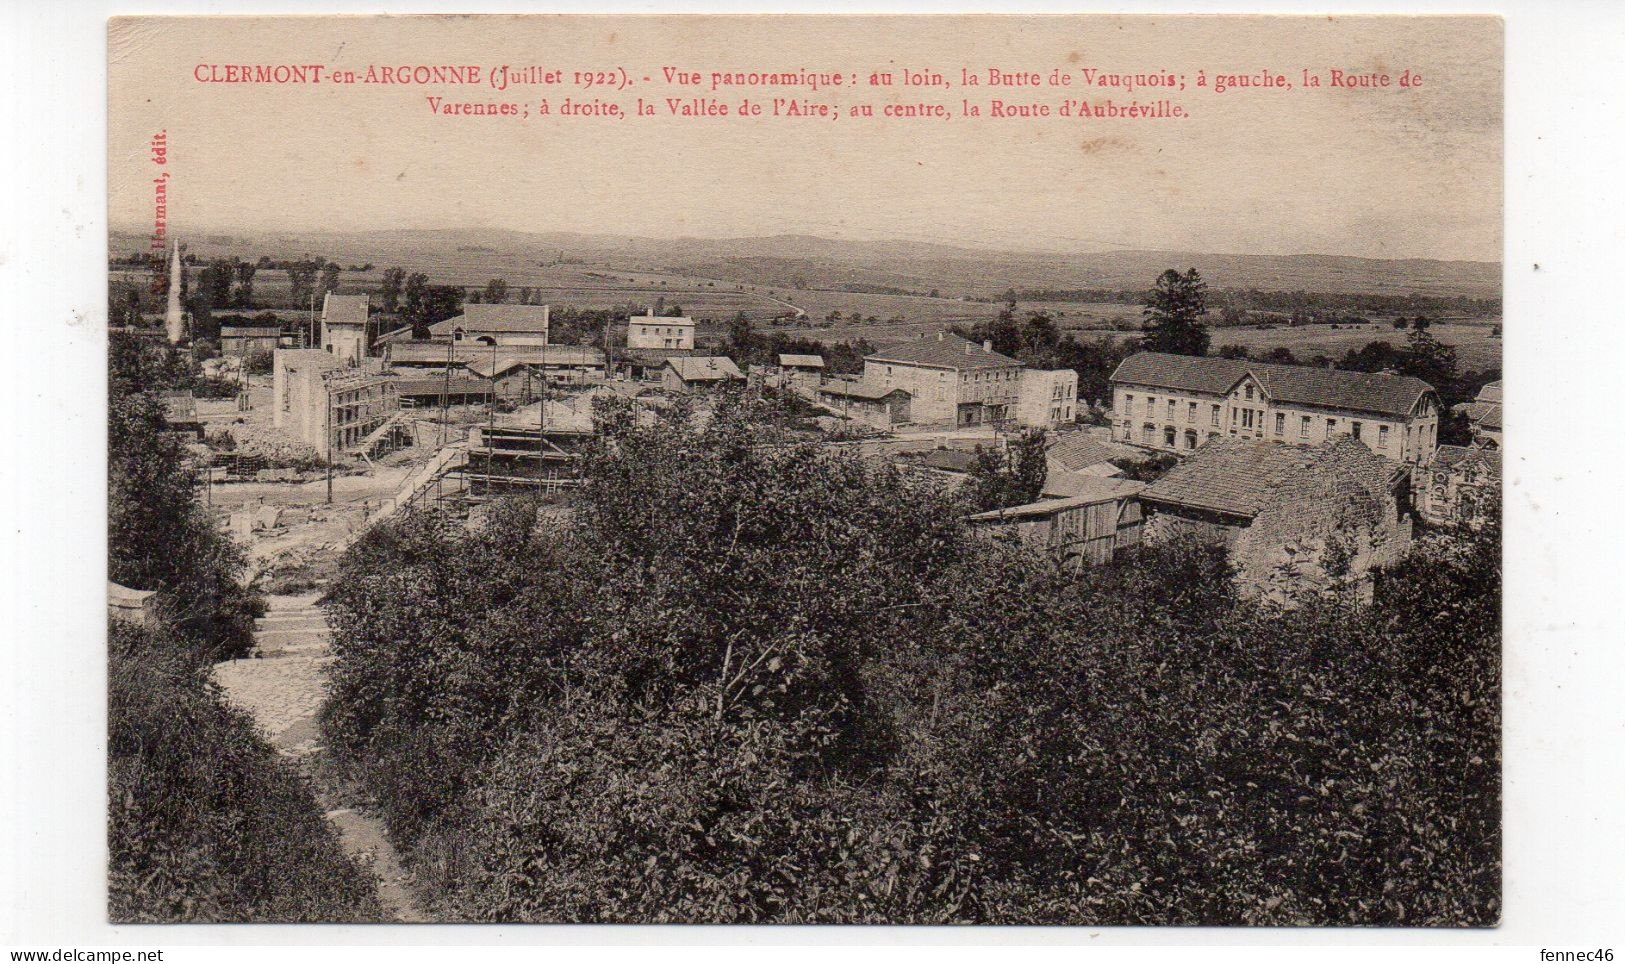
left=164, top=241, right=185, bottom=344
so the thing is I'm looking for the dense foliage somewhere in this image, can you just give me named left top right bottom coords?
left=321, top=398, right=1500, bottom=924
left=1142, top=268, right=1212, bottom=357
left=109, top=332, right=261, bottom=658
left=108, top=621, right=380, bottom=922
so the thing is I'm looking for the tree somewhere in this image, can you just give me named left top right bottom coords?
left=232, top=260, right=256, bottom=309
left=965, top=430, right=1047, bottom=512
left=108, top=333, right=262, bottom=658
left=379, top=267, right=406, bottom=313
left=1141, top=268, right=1211, bottom=356
left=1217, top=344, right=1250, bottom=360
left=484, top=278, right=509, bottom=304
left=319, top=262, right=342, bottom=299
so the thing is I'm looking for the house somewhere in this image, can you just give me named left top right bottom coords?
left=159, top=390, right=204, bottom=438
left=863, top=333, right=1025, bottom=427
left=219, top=325, right=283, bottom=356
left=621, top=347, right=694, bottom=381
left=272, top=349, right=400, bottom=458
left=967, top=476, right=1146, bottom=570
left=428, top=304, right=551, bottom=347
left=779, top=353, right=825, bottom=374
left=1415, top=444, right=1500, bottom=526
left=1015, top=369, right=1079, bottom=428
left=1453, top=381, right=1503, bottom=449
left=1137, top=436, right=1413, bottom=603
left=627, top=309, right=695, bottom=350
left=661, top=355, right=745, bottom=392
left=814, top=379, right=912, bottom=430
left=1109, top=352, right=1441, bottom=464
left=320, top=293, right=371, bottom=364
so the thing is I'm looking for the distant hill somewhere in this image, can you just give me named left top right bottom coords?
left=107, top=227, right=1501, bottom=300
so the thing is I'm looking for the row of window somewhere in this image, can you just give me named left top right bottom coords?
left=1120, top=392, right=1397, bottom=451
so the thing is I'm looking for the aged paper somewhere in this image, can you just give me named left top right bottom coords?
left=102, top=15, right=1502, bottom=928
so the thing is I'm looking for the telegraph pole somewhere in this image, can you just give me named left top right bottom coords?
left=325, top=374, right=334, bottom=504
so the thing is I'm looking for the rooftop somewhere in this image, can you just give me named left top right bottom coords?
left=1046, top=433, right=1138, bottom=473
left=968, top=478, right=1146, bottom=522
left=220, top=325, right=283, bottom=337
left=429, top=303, right=551, bottom=335
left=321, top=293, right=370, bottom=327
left=817, top=379, right=909, bottom=401
left=666, top=355, right=745, bottom=382
left=1140, top=436, right=1398, bottom=519
left=1111, top=351, right=1437, bottom=419
left=867, top=332, right=1023, bottom=371
left=1428, top=444, right=1502, bottom=477
left=779, top=353, right=826, bottom=369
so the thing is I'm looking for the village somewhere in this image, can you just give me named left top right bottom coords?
left=126, top=238, right=1502, bottom=623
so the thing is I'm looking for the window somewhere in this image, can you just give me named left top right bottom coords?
left=1188, top=401, right=1198, bottom=422
left=1124, top=393, right=1133, bottom=414
left=1142, top=423, right=1155, bottom=442
left=1325, top=418, right=1336, bottom=440
left=1378, top=425, right=1390, bottom=448
left=1146, top=396, right=1156, bottom=416
left=1211, top=404, right=1221, bottom=427
left=1185, top=430, right=1198, bottom=450
left=1164, top=426, right=1176, bottom=447
left=1242, top=409, right=1254, bottom=429
left=1245, top=384, right=1254, bottom=401
left=1167, top=398, right=1176, bottom=419
left=1274, top=412, right=1285, bottom=435
left=1300, top=415, right=1311, bottom=438
left=1352, top=421, right=1363, bottom=440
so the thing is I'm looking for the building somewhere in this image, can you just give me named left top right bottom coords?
left=1016, top=369, right=1079, bottom=428
left=863, top=333, right=1025, bottom=427
left=428, top=304, right=551, bottom=347
left=1453, top=381, right=1503, bottom=449
left=622, top=347, right=694, bottom=381
left=385, top=342, right=606, bottom=385
left=966, top=476, right=1146, bottom=570
left=627, top=309, right=696, bottom=350
left=1138, top=437, right=1413, bottom=603
left=1041, top=433, right=1142, bottom=497
left=219, top=325, right=283, bottom=356
left=814, top=380, right=912, bottom=430
left=661, top=355, right=745, bottom=392
left=1109, top=352, right=1441, bottom=464
left=320, top=293, right=372, bottom=364
left=159, top=390, right=204, bottom=438
left=1415, top=444, right=1500, bottom=526
left=272, top=348, right=400, bottom=459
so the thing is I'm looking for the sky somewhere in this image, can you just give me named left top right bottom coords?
left=108, top=15, right=1503, bottom=261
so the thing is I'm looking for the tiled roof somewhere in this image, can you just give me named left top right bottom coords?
left=1140, top=437, right=1395, bottom=519
left=1046, top=433, right=1138, bottom=472
left=623, top=348, right=695, bottom=366
left=1111, top=352, right=1436, bottom=419
left=391, top=343, right=604, bottom=367
left=1476, top=381, right=1502, bottom=404
left=220, top=326, right=283, bottom=337
left=429, top=303, right=551, bottom=335
left=392, top=376, right=491, bottom=397
left=1428, top=444, right=1502, bottom=477
left=1041, top=464, right=1124, bottom=496
left=1455, top=400, right=1502, bottom=430
left=666, top=356, right=744, bottom=382
left=867, top=333, right=1023, bottom=371
left=321, top=293, right=370, bottom=327
left=968, top=478, right=1145, bottom=522
left=817, top=380, right=908, bottom=401
left=779, top=353, right=825, bottom=368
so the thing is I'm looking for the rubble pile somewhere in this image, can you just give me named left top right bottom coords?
left=229, top=423, right=323, bottom=470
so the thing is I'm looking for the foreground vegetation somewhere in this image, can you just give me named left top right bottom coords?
left=108, top=331, right=379, bottom=921
left=320, top=395, right=1500, bottom=924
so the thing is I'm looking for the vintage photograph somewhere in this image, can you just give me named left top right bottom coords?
left=104, top=15, right=1502, bottom=926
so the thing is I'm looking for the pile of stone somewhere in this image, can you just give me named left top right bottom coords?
left=230, top=423, right=322, bottom=469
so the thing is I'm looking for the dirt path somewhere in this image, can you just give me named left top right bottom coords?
left=214, top=593, right=427, bottom=922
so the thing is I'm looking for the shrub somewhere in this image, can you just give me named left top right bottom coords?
left=108, top=621, right=380, bottom=922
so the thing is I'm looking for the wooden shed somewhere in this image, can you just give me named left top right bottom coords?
left=966, top=478, right=1146, bottom=569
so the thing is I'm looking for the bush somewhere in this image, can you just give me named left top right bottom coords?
left=108, top=621, right=380, bottom=922
left=319, top=396, right=1500, bottom=925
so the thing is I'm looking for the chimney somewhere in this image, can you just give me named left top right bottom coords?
left=936, top=331, right=944, bottom=342
left=964, top=341, right=973, bottom=354
left=983, top=340, right=992, bottom=353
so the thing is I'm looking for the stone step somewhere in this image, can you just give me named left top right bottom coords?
left=255, top=617, right=328, bottom=630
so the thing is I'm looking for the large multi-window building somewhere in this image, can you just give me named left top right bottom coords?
left=863, top=333, right=1026, bottom=427
left=627, top=309, right=696, bottom=351
left=1109, top=352, right=1441, bottom=464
